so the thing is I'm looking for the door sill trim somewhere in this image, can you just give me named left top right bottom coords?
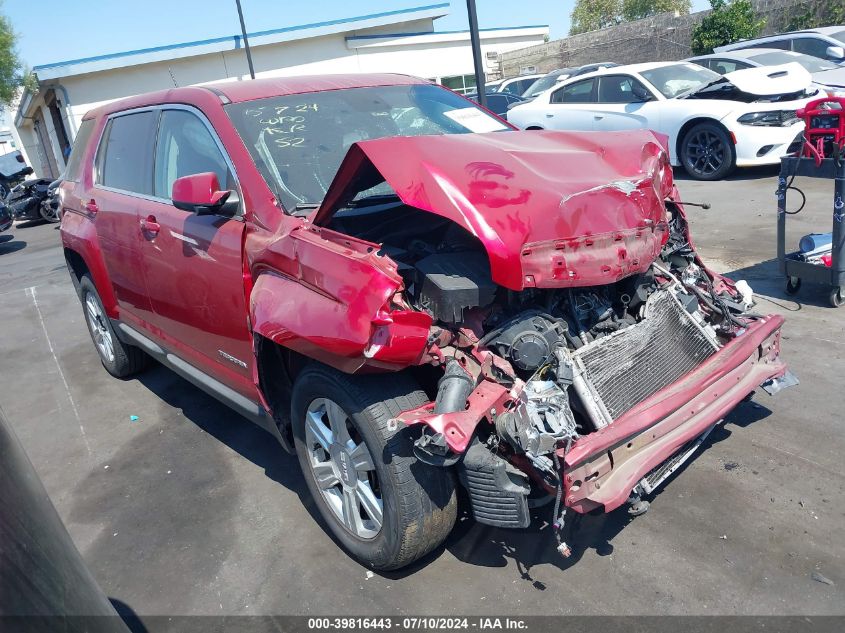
left=114, top=321, right=289, bottom=449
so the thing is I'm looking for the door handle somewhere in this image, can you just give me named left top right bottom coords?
left=594, top=114, right=604, bottom=119
left=545, top=113, right=554, bottom=118
left=140, top=215, right=160, bottom=237
left=84, top=199, right=99, bottom=214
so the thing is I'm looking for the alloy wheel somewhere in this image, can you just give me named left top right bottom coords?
left=686, top=129, right=727, bottom=177
left=39, top=201, right=61, bottom=223
left=304, top=398, right=383, bottom=540
left=85, top=295, right=115, bottom=363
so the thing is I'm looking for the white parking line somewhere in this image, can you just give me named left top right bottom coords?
left=26, top=285, right=92, bottom=456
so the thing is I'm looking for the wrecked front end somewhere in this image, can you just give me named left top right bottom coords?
left=311, top=129, right=793, bottom=546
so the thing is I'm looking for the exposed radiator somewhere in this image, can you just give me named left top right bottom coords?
left=572, top=289, right=719, bottom=423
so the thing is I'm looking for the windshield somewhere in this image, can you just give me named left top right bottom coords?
left=749, top=51, right=838, bottom=72
left=640, top=63, right=721, bottom=98
left=522, top=71, right=571, bottom=98
left=225, top=84, right=509, bottom=212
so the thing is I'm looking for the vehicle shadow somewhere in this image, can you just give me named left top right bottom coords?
left=674, top=164, right=780, bottom=182
left=110, top=598, right=149, bottom=633
left=721, top=256, right=833, bottom=309
left=129, top=363, right=775, bottom=583
left=0, top=236, right=26, bottom=255
left=134, top=365, right=304, bottom=493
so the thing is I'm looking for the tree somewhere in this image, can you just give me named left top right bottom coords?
left=690, top=0, right=765, bottom=55
left=622, top=0, right=691, bottom=22
left=569, top=0, right=622, bottom=35
left=0, top=9, right=27, bottom=107
left=786, top=1, right=845, bottom=31
left=570, top=0, right=692, bottom=36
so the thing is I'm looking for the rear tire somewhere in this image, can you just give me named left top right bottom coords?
left=680, top=122, right=735, bottom=181
left=292, top=364, right=457, bottom=570
left=79, top=275, right=149, bottom=378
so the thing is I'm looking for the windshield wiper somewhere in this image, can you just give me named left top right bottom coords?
left=348, top=193, right=401, bottom=208
left=293, top=202, right=320, bottom=217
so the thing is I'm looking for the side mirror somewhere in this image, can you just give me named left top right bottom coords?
left=632, top=85, right=653, bottom=102
left=171, top=172, right=233, bottom=216
left=826, top=45, right=845, bottom=61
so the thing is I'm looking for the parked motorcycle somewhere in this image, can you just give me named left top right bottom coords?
left=0, top=202, right=12, bottom=233
left=0, top=163, right=33, bottom=199
left=5, top=176, right=62, bottom=224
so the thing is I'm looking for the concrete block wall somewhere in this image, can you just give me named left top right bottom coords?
left=501, top=0, right=833, bottom=76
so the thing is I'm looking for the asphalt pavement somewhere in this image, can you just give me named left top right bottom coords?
left=0, top=165, right=843, bottom=617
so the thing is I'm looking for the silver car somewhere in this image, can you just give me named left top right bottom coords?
left=687, top=48, right=845, bottom=97
left=715, top=26, right=845, bottom=65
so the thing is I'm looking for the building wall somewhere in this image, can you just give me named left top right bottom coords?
left=501, top=0, right=834, bottom=76
left=50, top=28, right=544, bottom=139
left=14, top=22, right=544, bottom=177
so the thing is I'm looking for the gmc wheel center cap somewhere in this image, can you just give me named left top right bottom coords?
left=330, top=443, right=356, bottom=488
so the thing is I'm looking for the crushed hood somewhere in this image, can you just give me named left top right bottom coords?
left=687, top=63, right=813, bottom=100
left=313, top=130, right=673, bottom=291
left=723, top=63, right=812, bottom=95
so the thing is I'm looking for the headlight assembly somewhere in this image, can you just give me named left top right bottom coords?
left=737, top=111, right=798, bottom=126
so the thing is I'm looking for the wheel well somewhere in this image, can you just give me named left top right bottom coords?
left=526, top=126, right=544, bottom=130
left=255, top=334, right=310, bottom=450
left=675, top=117, right=731, bottom=163
left=63, top=248, right=89, bottom=296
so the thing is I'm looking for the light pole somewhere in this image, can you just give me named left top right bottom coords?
left=466, top=0, right=487, bottom=107
left=235, top=0, right=256, bottom=79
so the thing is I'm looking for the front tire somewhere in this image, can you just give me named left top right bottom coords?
left=79, top=275, right=149, bottom=378
left=680, top=122, right=735, bottom=181
left=292, top=365, right=457, bottom=570
left=39, top=200, right=61, bottom=223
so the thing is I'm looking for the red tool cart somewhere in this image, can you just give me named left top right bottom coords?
left=777, top=98, right=845, bottom=308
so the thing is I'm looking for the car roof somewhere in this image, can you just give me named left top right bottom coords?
left=502, top=74, right=542, bottom=81
left=796, top=26, right=844, bottom=36
left=716, top=29, right=844, bottom=50
left=84, top=73, right=429, bottom=118
left=573, top=61, right=691, bottom=76
left=690, top=48, right=801, bottom=61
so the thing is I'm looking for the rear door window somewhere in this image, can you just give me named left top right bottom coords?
left=749, top=38, right=790, bottom=50
left=551, top=78, right=596, bottom=104
left=597, top=75, right=650, bottom=103
left=709, top=59, right=752, bottom=74
left=97, top=111, right=157, bottom=195
left=63, top=119, right=96, bottom=182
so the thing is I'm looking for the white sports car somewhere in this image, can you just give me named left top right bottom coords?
left=506, top=61, right=817, bottom=180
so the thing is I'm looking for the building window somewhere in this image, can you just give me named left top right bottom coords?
left=439, top=74, right=479, bottom=95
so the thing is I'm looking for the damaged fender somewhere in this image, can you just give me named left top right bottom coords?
left=249, top=224, right=431, bottom=373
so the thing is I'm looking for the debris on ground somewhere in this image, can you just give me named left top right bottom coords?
left=129, top=415, right=139, bottom=422
left=365, top=571, right=374, bottom=580
left=719, top=535, right=727, bottom=540
left=811, top=572, right=834, bottom=586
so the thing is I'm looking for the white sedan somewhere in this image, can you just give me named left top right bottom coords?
left=506, top=61, right=816, bottom=180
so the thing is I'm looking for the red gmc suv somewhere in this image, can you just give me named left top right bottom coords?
left=60, top=74, right=795, bottom=570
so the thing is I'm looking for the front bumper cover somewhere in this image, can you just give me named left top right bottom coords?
left=562, top=314, right=787, bottom=513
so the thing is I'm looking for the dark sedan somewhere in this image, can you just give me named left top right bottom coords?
left=465, top=91, right=526, bottom=116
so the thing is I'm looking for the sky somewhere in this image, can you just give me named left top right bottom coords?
left=4, top=0, right=710, bottom=68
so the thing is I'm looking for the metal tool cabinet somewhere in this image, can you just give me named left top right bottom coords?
left=777, top=156, right=845, bottom=307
